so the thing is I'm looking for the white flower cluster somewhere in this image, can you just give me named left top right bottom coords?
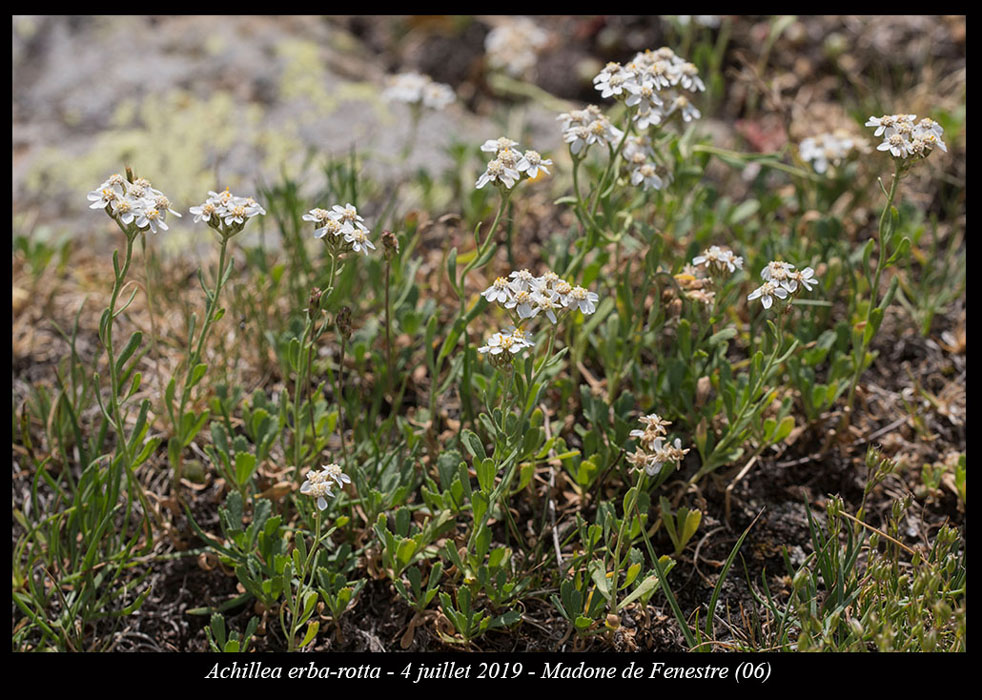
left=799, top=131, right=857, bottom=174
left=303, top=203, right=375, bottom=255
left=382, top=72, right=455, bottom=111
left=626, top=413, right=690, bottom=477
left=623, top=135, right=670, bottom=191
left=482, top=269, right=599, bottom=323
left=475, top=136, right=553, bottom=190
left=300, top=463, right=350, bottom=511
left=866, top=114, right=947, bottom=160
left=557, top=105, right=624, bottom=157
left=478, top=327, right=535, bottom=368
left=189, top=188, right=266, bottom=237
left=593, top=47, right=705, bottom=128
left=692, top=245, right=744, bottom=276
left=484, top=17, right=548, bottom=79
left=88, top=174, right=181, bottom=234
left=478, top=269, right=599, bottom=366
left=747, top=260, right=818, bottom=310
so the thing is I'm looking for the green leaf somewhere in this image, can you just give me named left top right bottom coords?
left=681, top=509, right=702, bottom=546
left=188, top=363, right=208, bottom=390
left=396, top=539, right=417, bottom=568
left=299, top=620, right=319, bottom=648
left=885, top=236, right=910, bottom=267
left=234, top=452, right=258, bottom=486
left=288, top=337, right=301, bottom=372
left=114, top=331, right=143, bottom=377
left=862, top=238, right=875, bottom=276
left=461, top=429, right=486, bottom=461
left=729, top=199, right=760, bottom=225
left=774, top=415, right=795, bottom=443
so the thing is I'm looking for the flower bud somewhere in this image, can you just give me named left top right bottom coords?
left=307, top=287, right=322, bottom=320
left=336, top=305, right=353, bottom=341
left=381, top=230, right=399, bottom=260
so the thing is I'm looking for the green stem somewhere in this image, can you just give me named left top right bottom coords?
left=174, top=234, right=231, bottom=488
left=842, top=160, right=902, bottom=427
left=104, top=233, right=136, bottom=469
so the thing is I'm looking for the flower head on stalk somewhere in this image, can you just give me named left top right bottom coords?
left=692, top=245, right=743, bottom=277
left=476, top=136, right=551, bottom=190
left=478, top=326, right=534, bottom=370
left=799, top=131, right=857, bottom=174
left=586, top=46, right=705, bottom=131
left=306, top=202, right=374, bottom=256
left=748, top=259, right=819, bottom=310
left=626, top=413, right=689, bottom=478
left=300, top=463, right=349, bottom=511
left=484, top=17, right=548, bottom=79
left=189, top=187, right=264, bottom=239
left=89, top=173, right=180, bottom=237
left=867, top=113, right=947, bottom=163
left=383, top=72, right=455, bottom=111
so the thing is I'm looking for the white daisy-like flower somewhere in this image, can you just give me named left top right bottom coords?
left=631, top=162, right=665, bottom=191
left=135, top=205, right=168, bottom=234
left=209, top=188, right=236, bottom=209
left=634, top=105, right=665, bottom=130
left=329, top=203, right=367, bottom=231
left=747, top=280, right=789, bottom=309
left=222, top=203, right=250, bottom=228
left=344, top=228, right=376, bottom=255
left=482, top=276, right=513, bottom=304
left=111, top=197, right=138, bottom=226
left=877, top=132, right=910, bottom=158
left=799, top=132, right=855, bottom=174
left=496, top=146, right=521, bottom=169
left=693, top=245, right=742, bottom=275
left=593, top=63, right=632, bottom=99
left=422, top=82, right=455, bottom=110
left=645, top=437, right=689, bottom=477
left=556, top=106, right=601, bottom=132
left=300, top=465, right=341, bottom=511
left=504, top=289, right=536, bottom=318
left=314, top=218, right=345, bottom=240
left=912, top=118, right=947, bottom=153
left=484, top=17, right=548, bottom=78
left=623, top=135, right=656, bottom=162
left=88, top=186, right=120, bottom=210
left=551, top=279, right=574, bottom=307
left=320, top=462, right=351, bottom=490
left=563, top=125, right=592, bottom=156
left=536, top=270, right=560, bottom=292
left=189, top=201, right=217, bottom=224
left=791, top=267, right=818, bottom=292
left=475, top=158, right=521, bottom=190
left=152, top=194, right=182, bottom=220
left=382, top=72, right=431, bottom=105
left=645, top=59, right=673, bottom=90
left=237, top=196, right=266, bottom=217
left=666, top=93, right=701, bottom=122
left=675, top=62, right=706, bottom=92
left=586, top=117, right=624, bottom=148
left=516, top=150, right=552, bottom=179
left=303, top=208, right=331, bottom=227
left=567, top=285, right=599, bottom=315
left=507, top=269, right=536, bottom=292
left=625, top=79, right=664, bottom=110
left=478, top=329, right=531, bottom=356
left=530, top=291, right=561, bottom=324
left=761, top=260, right=795, bottom=283
left=481, top=136, right=520, bottom=155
